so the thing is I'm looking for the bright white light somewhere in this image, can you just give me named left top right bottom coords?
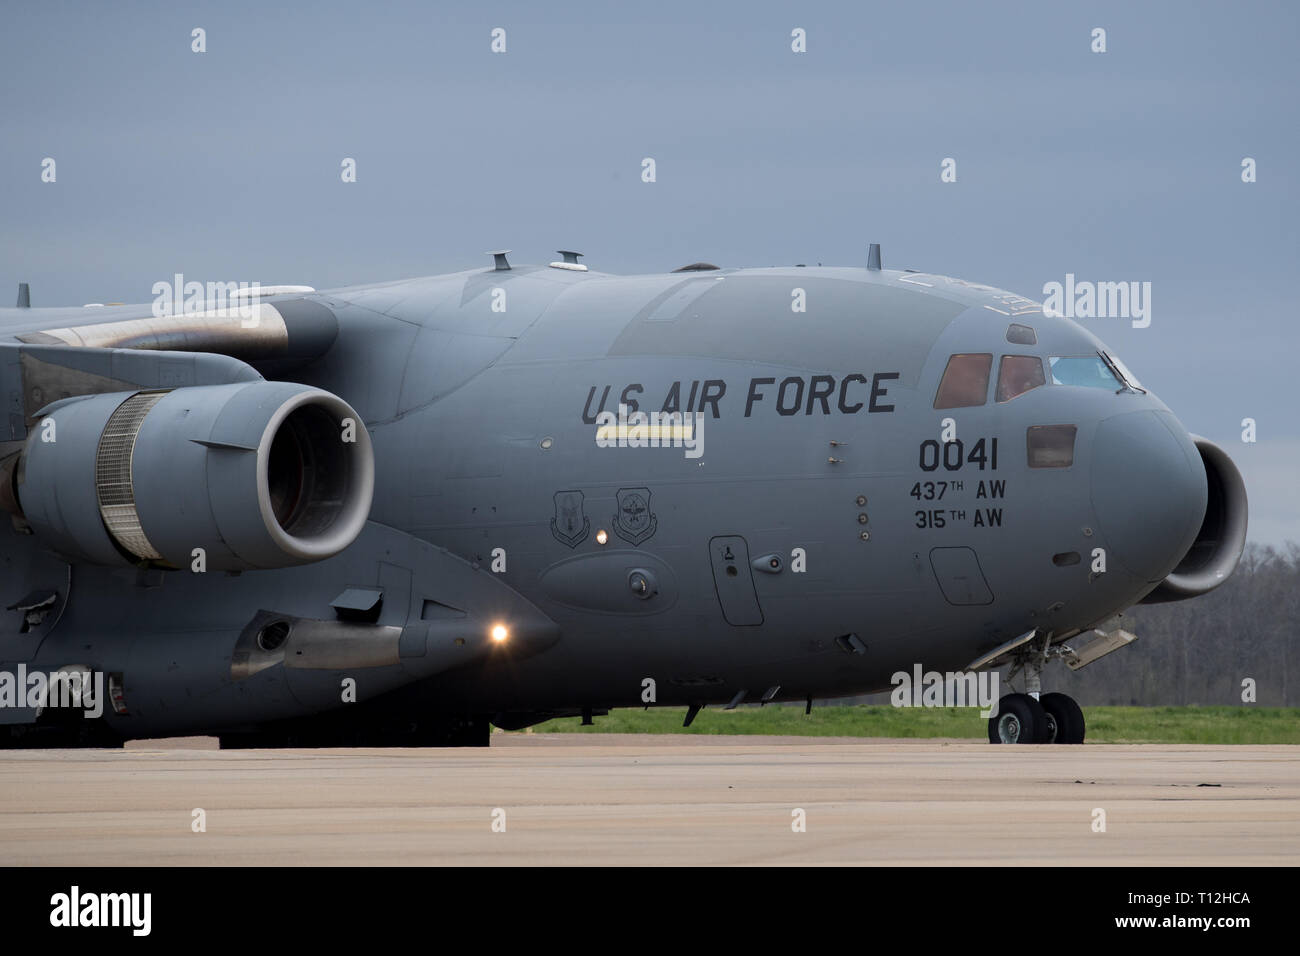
left=491, top=624, right=509, bottom=643
left=596, top=529, right=608, bottom=545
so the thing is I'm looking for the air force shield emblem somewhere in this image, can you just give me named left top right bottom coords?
left=613, top=487, right=658, bottom=546
left=550, top=490, right=590, bottom=547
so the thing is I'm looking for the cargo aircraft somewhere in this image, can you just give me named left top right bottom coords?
left=0, top=245, right=1246, bottom=746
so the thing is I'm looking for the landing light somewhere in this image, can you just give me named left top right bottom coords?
left=595, top=529, right=608, bottom=545
left=491, top=624, right=509, bottom=643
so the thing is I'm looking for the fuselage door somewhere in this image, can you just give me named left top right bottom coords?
left=929, top=546, right=994, bottom=606
left=708, top=535, right=764, bottom=626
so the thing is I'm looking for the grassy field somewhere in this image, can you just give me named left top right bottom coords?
left=512, top=705, right=1300, bottom=744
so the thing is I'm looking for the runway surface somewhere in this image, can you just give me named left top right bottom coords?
left=1, top=734, right=1297, bottom=865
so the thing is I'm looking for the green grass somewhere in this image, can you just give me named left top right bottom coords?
left=510, top=705, right=1300, bottom=744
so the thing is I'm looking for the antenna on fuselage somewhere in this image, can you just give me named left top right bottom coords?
left=866, top=243, right=882, bottom=271
left=487, top=250, right=512, bottom=271
left=16, top=283, right=30, bottom=307
left=550, top=250, right=589, bottom=272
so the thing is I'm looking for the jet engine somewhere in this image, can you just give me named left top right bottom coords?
left=1141, top=435, right=1248, bottom=603
left=11, top=381, right=374, bottom=571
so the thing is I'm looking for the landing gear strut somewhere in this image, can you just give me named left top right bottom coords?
left=987, top=630, right=1086, bottom=744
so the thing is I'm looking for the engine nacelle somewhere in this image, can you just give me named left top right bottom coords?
left=1141, top=435, right=1248, bottom=603
left=17, top=381, right=374, bottom=571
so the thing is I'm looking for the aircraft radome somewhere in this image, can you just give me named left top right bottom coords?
left=0, top=246, right=1247, bottom=747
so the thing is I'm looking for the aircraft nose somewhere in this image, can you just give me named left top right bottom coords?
left=1089, top=410, right=1207, bottom=582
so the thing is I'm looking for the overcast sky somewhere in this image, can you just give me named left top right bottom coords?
left=2, top=0, right=1296, bottom=544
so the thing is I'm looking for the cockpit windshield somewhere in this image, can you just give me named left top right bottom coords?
left=1048, top=355, right=1121, bottom=389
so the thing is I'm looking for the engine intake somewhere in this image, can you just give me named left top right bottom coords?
left=17, top=381, right=374, bottom=570
left=1141, top=435, right=1248, bottom=603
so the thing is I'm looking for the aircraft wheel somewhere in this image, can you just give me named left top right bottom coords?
left=1039, top=692, right=1085, bottom=744
left=987, top=693, right=1050, bottom=744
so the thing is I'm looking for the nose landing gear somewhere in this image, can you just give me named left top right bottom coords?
left=985, top=630, right=1087, bottom=744
left=987, top=689, right=1086, bottom=744
left=988, top=692, right=1051, bottom=743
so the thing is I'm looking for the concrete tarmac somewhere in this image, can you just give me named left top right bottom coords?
left=1, top=734, right=1296, bottom=865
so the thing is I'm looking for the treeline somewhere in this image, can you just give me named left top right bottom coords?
left=844, top=543, right=1300, bottom=707
left=1057, top=543, right=1300, bottom=706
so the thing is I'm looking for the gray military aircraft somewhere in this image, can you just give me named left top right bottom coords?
left=0, top=246, right=1247, bottom=747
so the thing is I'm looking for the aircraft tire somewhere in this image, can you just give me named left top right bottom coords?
left=987, top=693, right=1050, bottom=744
left=1039, top=692, right=1086, bottom=744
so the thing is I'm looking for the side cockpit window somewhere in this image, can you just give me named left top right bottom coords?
left=1027, top=424, right=1077, bottom=468
left=934, top=353, right=992, bottom=409
left=996, top=355, right=1046, bottom=402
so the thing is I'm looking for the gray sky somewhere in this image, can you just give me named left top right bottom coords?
left=3, top=0, right=1296, bottom=544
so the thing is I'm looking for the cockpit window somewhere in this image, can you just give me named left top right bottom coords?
left=996, top=355, right=1046, bottom=403
left=1005, top=323, right=1037, bottom=345
left=1027, top=425, right=1077, bottom=468
left=1048, top=355, right=1121, bottom=389
left=934, top=353, right=992, bottom=409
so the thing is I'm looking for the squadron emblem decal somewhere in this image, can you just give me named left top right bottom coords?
left=550, top=490, right=591, bottom=548
left=613, top=487, right=658, bottom=546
